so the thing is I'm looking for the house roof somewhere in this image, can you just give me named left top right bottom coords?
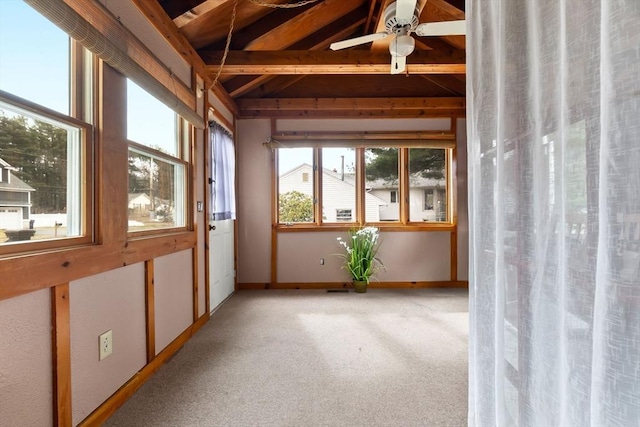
left=152, top=0, right=466, bottom=118
left=0, top=158, right=35, bottom=192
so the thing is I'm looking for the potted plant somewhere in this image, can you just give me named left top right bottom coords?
left=336, top=226, right=384, bottom=293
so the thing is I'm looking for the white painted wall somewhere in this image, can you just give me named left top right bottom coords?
left=0, top=289, right=52, bottom=427
left=70, top=264, right=147, bottom=425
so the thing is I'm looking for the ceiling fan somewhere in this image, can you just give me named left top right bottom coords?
left=329, top=0, right=465, bottom=75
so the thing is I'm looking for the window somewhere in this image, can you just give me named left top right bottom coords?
left=278, top=147, right=314, bottom=224
left=336, top=209, right=353, bottom=222
left=409, top=148, right=447, bottom=222
left=322, top=147, right=355, bottom=223
left=273, top=141, right=453, bottom=228
left=0, top=2, right=93, bottom=253
left=365, top=147, right=399, bottom=222
left=127, top=79, right=189, bottom=232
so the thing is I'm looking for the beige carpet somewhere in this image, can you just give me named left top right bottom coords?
left=106, top=289, right=468, bottom=426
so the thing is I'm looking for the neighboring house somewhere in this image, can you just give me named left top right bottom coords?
left=0, top=157, right=34, bottom=230
left=279, top=163, right=387, bottom=222
left=128, top=193, right=152, bottom=211
left=368, top=174, right=447, bottom=222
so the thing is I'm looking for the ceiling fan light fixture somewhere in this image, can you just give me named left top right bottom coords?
left=389, top=34, right=415, bottom=57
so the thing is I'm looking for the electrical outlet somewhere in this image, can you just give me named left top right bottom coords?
left=320, top=258, right=325, bottom=265
left=99, top=330, right=113, bottom=361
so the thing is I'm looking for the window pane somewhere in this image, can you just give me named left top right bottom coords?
left=127, top=80, right=178, bottom=157
left=409, top=148, right=447, bottom=222
left=0, top=1, right=70, bottom=114
left=0, top=103, right=83, bottom=244
left=322, top=147, right=355, bottom=223
left=365, top=148, right=399, bottom=222
left=128, top=150, right=185, bottom=230
left=278, top=148, right=314, bottom=223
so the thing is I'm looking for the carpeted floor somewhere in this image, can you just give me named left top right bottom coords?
left=106, top=288, right=469, bottom=427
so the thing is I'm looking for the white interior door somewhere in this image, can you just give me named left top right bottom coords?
left=209, top=218, right=235, bottom=311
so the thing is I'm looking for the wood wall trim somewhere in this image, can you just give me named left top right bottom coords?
left=450, top=118, right=458, bottom=281
left=275, top=224, right=456, bottom=232
left=51, top=284, right=72, bottom=427
left=78, top=313, right=210, bottom=427
left=144, top=260, right=155, bottom=363
left=62, top=0, right=195, bottom=111
left=0, top=232, right=196, bottom=301
left=192, top=247, right=199, bottom=322
left=270, top=119, right=278, bottom=285
left=238, top=281, right=469, bottom=290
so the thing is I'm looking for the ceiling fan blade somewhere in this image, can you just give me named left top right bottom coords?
left=391, top=55, right=407, bottom=75
left=415, top=20, right=466, bottom=37
left=330, top=32, right=389, bottom=50
left=395, top=0, right=418, bottom=24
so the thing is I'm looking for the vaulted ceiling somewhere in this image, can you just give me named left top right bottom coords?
left=152, top=0, right=466, bottom=117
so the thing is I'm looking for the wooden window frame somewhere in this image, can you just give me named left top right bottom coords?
left=0, top=39, right=95, bottom=257
left=126, top=140, right=191, bottom=238
left=274, top=143, right=455, bottom=232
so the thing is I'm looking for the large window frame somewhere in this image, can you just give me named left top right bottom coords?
left=126, top=105, right=192, bottom=237
left=273, top=137, right=455, bottom=231
left=0, top=39, right=95, bottom=256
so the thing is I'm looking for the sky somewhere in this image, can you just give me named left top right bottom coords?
left=0, top=1, right=177, bottom=155
left=0, top=1, right=69, bottom=114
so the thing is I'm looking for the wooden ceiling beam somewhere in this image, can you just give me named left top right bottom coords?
left=422, top=2, right=466, bottom=50
left=222, top=7, right=367, bottom=99
left=246, top=76, right=308, bottom=98
left=364, top=0, right=380, bottom=35
left=173, top=0, right=229, bottom=29
left=202, top=50, right=466, bottom=75
left=290, top=7, right=368, bottom=50
left=130, top=0, right=239, bottom=115
left=239, top=108, right=465, bottom=119
left=225, top=75, right=274, bottom=98
left=419, top=75, right=466, bottom=95
left=238, top=97, right=464, bottom=111
left=203, top=1, right=318, bottom=51
left=243, top=0, right=365, bottom=51
left=426, top=0, right=465, bottom=20
left=160, top=0, right=209, bottom=20
left=181, top=0, right=291, bottom=49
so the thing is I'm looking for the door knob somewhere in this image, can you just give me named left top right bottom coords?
left=209, top=225, right=216, bottom=231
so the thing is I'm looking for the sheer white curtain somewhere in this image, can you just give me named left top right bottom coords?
left=467, top=0, right=639, bottom=426
left=209, top=122, right=236, bottom=221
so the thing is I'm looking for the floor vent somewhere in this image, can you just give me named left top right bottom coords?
left=327, top=289, right=349, bottom=293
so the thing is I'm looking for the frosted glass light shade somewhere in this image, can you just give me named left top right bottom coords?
left=389, top=34, right=415, bottom=57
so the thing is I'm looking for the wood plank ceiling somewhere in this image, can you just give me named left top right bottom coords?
left=154, top=0, right=466, bottom=117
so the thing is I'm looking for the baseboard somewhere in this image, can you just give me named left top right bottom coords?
left=79, top=313, right=210, bottom=426
left=238, top=281, right=468, bottom=290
